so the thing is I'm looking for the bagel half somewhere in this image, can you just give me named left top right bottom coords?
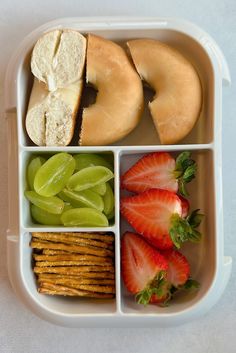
left=31, top=29, right=86, bottom=91
left=26, top=79, right=83, bottom=146
left=127, top=39, right=202, bottom=144
left=79, top=34, right=144, bottom=146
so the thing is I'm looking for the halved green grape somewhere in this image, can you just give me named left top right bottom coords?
left=103, top=183, right=114, bottom=215
left=31, top=203, right=72, bottom=225
left=58, top=190, right=84, bottom=208
left=74, top=153, right=113, bottom=171
left=61, top=208, right=109, bottom=227
left=25, top=190, right=64, bottom=214
left=27, top=157, right=46, bottom=190
left=107, top=208, right=115, bottom=221
left=31, top=205, right=62, bottom=225
left=61, top=188, right=104, bottom=211
left=67, top=166, right=114, bottom=192
left=34, top=153, right=75, bottom=197
left=90, top=183, right=107, bottom=196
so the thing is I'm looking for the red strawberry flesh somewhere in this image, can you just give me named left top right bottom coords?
left=121, top=189, right=182, bottom=249
left=121, top=232, right=168, bottom=295
left=150, top=250, right=190, bottom=304
left=121, top=152, right=178, bottom=194
left=162, top=249, right=190, bottom=287
left=178, top=195, right=190, bottom=218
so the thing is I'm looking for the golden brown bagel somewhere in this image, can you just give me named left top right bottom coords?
left=80, top=34, right=144, bottom=146
left=127, top=39, right=202, bottom=144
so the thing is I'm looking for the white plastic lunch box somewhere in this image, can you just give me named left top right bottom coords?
left=5, top=17, right=232, bottom=327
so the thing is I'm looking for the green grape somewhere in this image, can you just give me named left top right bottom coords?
left=74, top=153, right=113, bottom=171
left=107, top=208, right=115, bottom=220
left=63, top=203, right=73, bottom=212
left=25, top=190, right=64, bottom=214
left=34, top=153, right=75, bottom=196
left=67, top=166, right=114, bottom=192
left=31, top=203, right=72, bottom=225
left=90, top=183, right=107, bottom=196
left=57, top=190, right=84, bottom=208
left=61, top=208, right=109, bottom=227
left=103, top=183, right=114, bottom=215
left=60, top=188, right=104, bottom=211
left=31, top=205, right=62, bottom=225
left=27, top=156, right=46, bottom=190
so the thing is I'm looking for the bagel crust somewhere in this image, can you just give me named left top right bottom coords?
left=80, top=34, right=144, bottom=146
left=127, top=39, right=202, bottom=144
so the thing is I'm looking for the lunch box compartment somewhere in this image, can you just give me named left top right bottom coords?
left=17, top=25, right=215, bottom=148
left=21, top=232, right=117, bottom=314
left=20, top=150, right=115, bottom=230
left=119, top=149, right=216, bottom=313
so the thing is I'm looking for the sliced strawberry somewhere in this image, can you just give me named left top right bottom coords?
left=121, top=151, right=196, bottom=196
left=120, top=189, right=203, bottom=249
left=162, top=249, right=190, bottom=287
left=121, top=152, right=178, bottom=194
left=178, top=195, right=190, bottom=218
left=149, top=284, right=170, bottom=304
left=121, top=189, right=182, bottom=249
left=121, top=232, right=168, bottom=305
left=150, top=250, right=195, bottom=305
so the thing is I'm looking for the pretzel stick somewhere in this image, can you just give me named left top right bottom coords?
left=31, top=240, right=114, bottom=257
left=36, top=271, right=115, bottom=279
left=42, top=249, right=70, bottom=255
left=34, top=265, right=114, bottom=274
left=34, top=254, right=113, bottom=263
left=32, top=232, right=114, bottom=243
left=39, top=282, right=114, bottom=298
left=35, top=260, right=114, bottom=267
left=32, top=232, right=112, bottom=249
left=37, top=275, right=115, bottom=286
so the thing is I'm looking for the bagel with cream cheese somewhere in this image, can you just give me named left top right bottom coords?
left=26, top=79, right=83, bottom=146
left=26, top=29, right=86, bottom=146
left=31, top=29, right=86, bottom=91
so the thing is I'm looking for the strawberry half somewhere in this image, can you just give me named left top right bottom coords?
left=120, top=189, right=203, bottom=249
left=163, top=249, right=190, bottom=287
left=150, top=250, right=199, bottom=305
left=121, top=232, right=168, bottom=305
left=121, top=151, right=196, bottom=196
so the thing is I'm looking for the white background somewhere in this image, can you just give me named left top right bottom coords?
left=0, top=1, right=236, bottom=352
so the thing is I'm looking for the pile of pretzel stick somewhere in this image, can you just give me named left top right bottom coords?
left=30, top=232, right=115, bottom=299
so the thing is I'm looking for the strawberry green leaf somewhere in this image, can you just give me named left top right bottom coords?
left=170, top=210, right=204, bottom=248
left=187, top=209, right=204, bottom=228
left=174, top=152, right=197, bottom=197
left=182, top=279, right=200, bottom=290
left=135, top=270, right=167, bottom=306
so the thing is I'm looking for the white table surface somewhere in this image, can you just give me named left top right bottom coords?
left=0, top=0, right=235, bottom=352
